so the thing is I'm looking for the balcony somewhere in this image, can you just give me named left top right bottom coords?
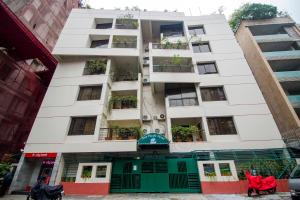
left=108, top=90, right=140, bottom=121
left=170, top=118, right=205, bottom=143
left=254, top=34, right=296, bottom=43
left=274, top=71, right=300, bottom=82
left=99, top=127, right=140, bottom=140
left=115, top=18, right=138, bottom=29
left=264, top=50, right=300, bottom=60
left=288, top=95, right=300, bottom=108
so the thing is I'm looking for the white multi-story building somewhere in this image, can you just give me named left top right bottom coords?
left=10, top=9, right=288, bottom=195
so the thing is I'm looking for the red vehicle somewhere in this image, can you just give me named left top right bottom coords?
left=245, top=170, right=277, bottom=197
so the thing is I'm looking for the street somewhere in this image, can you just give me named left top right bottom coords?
left=1, top=193, right=293, bottom=200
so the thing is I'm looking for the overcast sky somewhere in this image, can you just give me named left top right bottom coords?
left=86, top=0, right=300, bottom=23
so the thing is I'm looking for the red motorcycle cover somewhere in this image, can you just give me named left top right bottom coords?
left=245, top=170, right=277, bottom=191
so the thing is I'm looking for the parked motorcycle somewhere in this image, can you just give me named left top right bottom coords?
left=26, top=177, right=64, bottom=200
left=246, top=170, right=277, bottom=197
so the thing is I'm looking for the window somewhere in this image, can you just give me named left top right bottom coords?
left=207, top=117, right=237, bottom=135
left=81, top=166, right=92, bottom=178
left=219, top=163, right=232, bottom=176
left=77, top=86, right=102, bottom=101
left=201, top=87, right=226, bottom=101
left=188, top=25, right=205, bottom=35
left=197, top=62, right=217, bottom=74
left=90, top=40, right=109, bottom=48
left=203, top=164, right=216, bottom=176
left=96, top=166, right=107, bottom=178
left=68, top=117, right=96, bottom=135
left=192, top=43, right=211, bottom=53
left=166, top=84, right=198, bottom=107
left=160, top=23, right=184, bottom=37
left=0, top=65, right=14, bottom=81
left=96, top=23, right=112, bottom=29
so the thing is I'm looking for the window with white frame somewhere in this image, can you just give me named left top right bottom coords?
left=76, top=163, right=111, bottom=183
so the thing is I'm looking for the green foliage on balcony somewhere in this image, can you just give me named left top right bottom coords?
left=116, top=13, right=139, bottom=29
left=85, top=58, right=107, bottom=74
left=109, top=95, right=137, bottom=110
left=111, top=126, right=141, bottom=139
left=160, top=38, right=188, bottom=49
left=172, top=125, right=201, bottom=142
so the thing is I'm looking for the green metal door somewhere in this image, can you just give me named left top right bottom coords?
left=110, top=157, right=201, bottom=193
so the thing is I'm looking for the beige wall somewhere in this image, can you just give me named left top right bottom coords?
left=235, top=22, right=300, bottom=134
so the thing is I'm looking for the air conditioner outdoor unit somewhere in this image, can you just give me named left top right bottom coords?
left=157, top=113, right=166, bottom=120
left=143, top=59, right=149, bottom=65
left=142, top=77, right=150, bottom=84
left=155, top=128, right=160, bottom=133
left=142, top=114, right=151, bottom=121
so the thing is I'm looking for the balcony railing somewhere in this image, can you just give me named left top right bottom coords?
left=169, top=97, right=198, bottom=107
left=99, top=128, right=140, bottom=140
left=172, top=131, right=204, bottom=142
left=115, top=23, right=138, bottom=29
left=288, top=95, right=300, bottom=108
left=264, top=50, right=300, bottom=60
left=111, top=73, right=138, bottom=82
left=152, top=43, right=189, bottom=50
left=274, top=71, right=300, bottom=82
left=112, top=42, right=137, bottom=48
left=254, top=34, right=294, bottom=43
left=153, top=64, right=194, bottom=73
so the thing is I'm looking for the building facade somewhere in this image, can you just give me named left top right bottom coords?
left=3, top=0, right=80, bottom=51
left=235, top=17, right=300, bottom=146
left=10, top=9, right=292, bottom=195
left=0, top=1, right=57, bottom=159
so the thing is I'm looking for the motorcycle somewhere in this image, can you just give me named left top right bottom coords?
left=26, top=177, right=64, bottom=200
left=245, top=170, right=277, bottom=197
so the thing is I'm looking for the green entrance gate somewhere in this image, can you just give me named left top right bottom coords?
left=110, top=157, right=201, bottom=193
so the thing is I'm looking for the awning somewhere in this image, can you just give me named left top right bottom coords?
left=138, top=133, right=169, bottom=146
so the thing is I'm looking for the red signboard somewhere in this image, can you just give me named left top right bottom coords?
left=25, top=152, right=57, bottom=158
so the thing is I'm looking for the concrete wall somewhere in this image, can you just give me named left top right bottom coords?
left=235, top=20, right=300, bottom=134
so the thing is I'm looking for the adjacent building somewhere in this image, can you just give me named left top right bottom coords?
left=0, top=1, right=57, bottom=159
left=10, top=9, right=291, bottom=195
left=0, top=0, right=80, bottom=159
left=3, top=0, right=80, bottom=51
left=235, top=16, right=300, bottom=146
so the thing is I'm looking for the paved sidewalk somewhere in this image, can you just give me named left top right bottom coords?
left=2, top=193, right=292, bottom=200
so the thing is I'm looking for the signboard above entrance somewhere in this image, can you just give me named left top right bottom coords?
left=138, top=133, right=169, bottom=145
left=25, top=152, right=57, bottom=158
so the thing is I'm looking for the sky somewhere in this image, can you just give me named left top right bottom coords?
left=85, top=0, right=300, bottom=23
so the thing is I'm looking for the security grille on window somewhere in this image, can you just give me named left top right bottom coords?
left=192, top=42, right=211, bottom=53
left=197, top=62, right=217, bottom=74
left=207, top=117, right=237, bottom=135
left=188, top=25, right=205, bottom=35
left=68, top=117, right=96, bottom=135
left=77, top=86, right=102, bottom=101
left=201, top=87, right=226, bottom=101
left=90, top=40, right=109, bottom=48
left=96, top=166, right=107, bottom=178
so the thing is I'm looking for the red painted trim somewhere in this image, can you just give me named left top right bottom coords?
left=201, top=179, right=289, bottom=194
left=61, top=182, right=110, bottom=196
left=25, top=152, right=57, bottom=158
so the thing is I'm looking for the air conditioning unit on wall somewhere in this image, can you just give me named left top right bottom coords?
left=154, top=113, right=166, bottom=121
left=142, top=114, right=151, bottom=121
left=142, top=77, right=150, bottom=84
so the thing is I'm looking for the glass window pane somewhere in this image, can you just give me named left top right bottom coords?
left=207, top=117, right=237, bottom=135
left=81, top=166, right=92, bottom=178
left=192, top=44, right=200, bottom=53
left=96, top=166, right=107, bottom=178
left=205, top=63, right=217, bottom=73
left=219, top=163, right=232, bottom=176
left=84, top=118, right=96, bottom=135
left=203, top=163, right=216, bottom=176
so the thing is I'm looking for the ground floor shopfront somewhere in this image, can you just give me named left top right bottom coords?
left=9, top=148, right=297, bottom=195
